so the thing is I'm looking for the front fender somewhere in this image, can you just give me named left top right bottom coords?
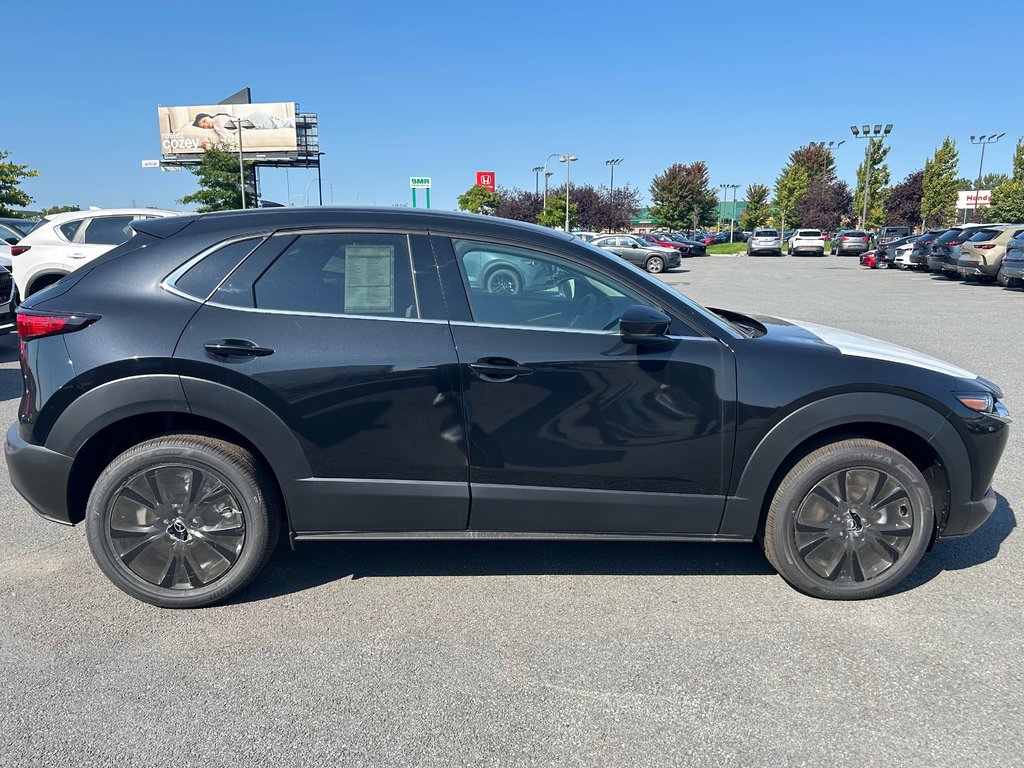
left=718, top=392, right=969, bottom=537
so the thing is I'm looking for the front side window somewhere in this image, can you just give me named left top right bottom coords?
left=82, top=216, right=135, bottom=245
left=453, top=238, right=655, bottom=332
left=251, top=233, right=419, bottom=318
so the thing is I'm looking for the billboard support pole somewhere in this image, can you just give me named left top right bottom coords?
left=236, top=119, right=246, bottom=210
left=412, top=189, right=417, bottom=208
left=426, top=189, right=431, bottom=209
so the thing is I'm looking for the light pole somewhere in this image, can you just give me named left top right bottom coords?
left=542, top=153, right=560, bottom=208
left=531, top=166, right=544, bottom=196
left=315, top=152, right=326, bottom=205
left=233, top=118, right=246, bottom=209
left=718, top=184, right=728, bottom=231
left=722, top=184, right=740, bottom=242
left=559, top=154, right=577, bottom=232
left=605, top=158, right=623, bottom=191
left=970, top=133, right=1005, bottom=223
left=850, top=123, right=893, bottom=230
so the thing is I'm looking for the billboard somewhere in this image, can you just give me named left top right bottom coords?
left=158, top=102, right=298, bottom=157
left=957, top=190, right=992, bottom=209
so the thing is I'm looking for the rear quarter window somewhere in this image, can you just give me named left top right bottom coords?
left=172, top=238, right=264, bottom=299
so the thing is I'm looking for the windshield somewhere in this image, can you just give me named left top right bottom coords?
left=933, top=229, right=963, bottom=244
left=2, top=219, right=38, bottom=236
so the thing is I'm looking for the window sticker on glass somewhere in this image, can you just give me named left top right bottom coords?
left=345, top=245, right=395, bottom=313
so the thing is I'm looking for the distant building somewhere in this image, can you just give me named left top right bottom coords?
left=629, top=202, right=748, bottom=234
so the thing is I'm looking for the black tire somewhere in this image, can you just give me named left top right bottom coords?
left=85, top=435, right=280, bottom=608
left=943, top=270, right=960, bottom=280
left=484, top=266, right=522, bottom=295
left=645, top=255, right=665, bottom=274
left=763, top=438, right=933, bottom=600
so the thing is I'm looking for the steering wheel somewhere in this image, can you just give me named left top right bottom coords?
left=568, top=294, right=598, bottom=329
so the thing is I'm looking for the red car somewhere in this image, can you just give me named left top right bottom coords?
left=637, top=233, right=687, bottom=252
left=859, top=249, right=891, bottom=269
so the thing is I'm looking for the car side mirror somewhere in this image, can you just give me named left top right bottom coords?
left=619, top=305, right=672, bottom=346
left=631, top=243, right=638, bottom=248
left=3, top=237, right=18, bottom=245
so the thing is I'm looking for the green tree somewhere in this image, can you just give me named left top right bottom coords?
left=772, top=163, right=808, bottom=232
left=920, top=138, right=959, bottom=228
left=853, top=139, right=891, bottom=229
left=738, top=183, right=771, bottom=230
left=537, top=192, right=577, bottom=230
left=39, top=204, right=81, bottom=216
left=178, top=145, right=255, bottom=212
left=649, top=162, right=717, bottom=230
left=456, top=184, right=500, bottom=216
left=980, top=172, right=1010, bottom=190
left=0, top=150, right=40, bottom=217
left=987, top=181, right=1024, bottom=222
left=789, top=143, right=837, bottom=184
left=1012, top=137, right=1024, bottom=181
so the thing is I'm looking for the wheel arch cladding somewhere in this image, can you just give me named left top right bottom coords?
left=718, top=393, right=967, bottom=537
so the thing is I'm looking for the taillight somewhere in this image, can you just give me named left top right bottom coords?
left=976, top=244, right=996, bottom=250
left=9, top=245, right=30, bottom=256
left=948, top=241, right=961, bottom=246
left=16, top=310, right=100, bottom=341
left=841, top=236, right=848, bottom=241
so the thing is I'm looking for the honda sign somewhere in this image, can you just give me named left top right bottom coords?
left=476, top=171, right=495, bottom=191
left=958, top=190, right=992, bottom=208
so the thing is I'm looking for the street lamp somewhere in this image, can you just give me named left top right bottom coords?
left=721, top=184, right=741, bottom=242
left=558, top=154, right=577, bottom=232
left=531, top=166, right=544, bottom=196
left=718, top=184, right=729, bottom=231
left=969, top=133, right=1006, bottom=223
left=542, top=153, right=560, bottom=208
left=605, top=158, right=623, bottom=191
left=850, top=123, right=893, bottom=229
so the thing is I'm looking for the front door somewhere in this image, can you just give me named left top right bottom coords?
left=434, top=236, right=734, bottom=535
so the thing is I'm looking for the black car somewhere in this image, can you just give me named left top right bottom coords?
left=907, top=229, right=946, bottom=268
left=874, top=234, right=919, bottom=267
left=662, top=232, right=709, bottom=255
left=6, top=208, right=1010, bottom=607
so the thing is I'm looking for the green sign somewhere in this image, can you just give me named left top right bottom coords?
left=409, top=177, right=431, bottom=189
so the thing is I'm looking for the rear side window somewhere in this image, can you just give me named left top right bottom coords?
left=58, top=219, right=84, bottom=241
left=968, top=229, right=1001, bottom=242
left=251, top=233, right=419, bottom=318
left=173, top=238, right=263, bottom=299
left=83, top=216, right=135, bottom=245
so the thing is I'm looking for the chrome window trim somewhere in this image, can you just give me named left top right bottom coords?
left=200, top=300, right=450, bottom=324
left=162, top=233, right=273, bottom=301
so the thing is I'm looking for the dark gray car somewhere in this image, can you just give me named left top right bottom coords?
left=591, top=235, right=681, bottom=273
left=832, top=230, right=871, bottom=256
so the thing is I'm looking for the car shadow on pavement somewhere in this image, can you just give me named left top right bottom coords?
left=229, top=539, right=776, bottom=605
left=893, top=491, right=1016, bottom=595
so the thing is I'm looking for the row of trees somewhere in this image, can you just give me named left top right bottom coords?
left=457, top=182, right=642, bottom=232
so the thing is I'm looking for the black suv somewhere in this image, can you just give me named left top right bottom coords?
left=6, top=209, right=1011, bottom=607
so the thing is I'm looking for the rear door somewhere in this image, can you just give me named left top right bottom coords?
left=172, top=229, right=469, bottom=533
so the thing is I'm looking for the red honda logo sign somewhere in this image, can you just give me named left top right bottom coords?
left=476, top=171, right=495, bottom=191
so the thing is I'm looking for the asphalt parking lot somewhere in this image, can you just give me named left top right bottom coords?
left=1, top=255, right=1021, bottom=768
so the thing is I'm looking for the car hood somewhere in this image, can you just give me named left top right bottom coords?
left=751, top=314, right=979, bottom=379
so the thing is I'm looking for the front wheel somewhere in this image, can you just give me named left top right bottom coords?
left=85, top=435, right=280, bottom=608
left=763, top=438, right=933, bottom=600
left=645, top=256, right=665, bottom=274
left=485, top=267, right=522, bottom=295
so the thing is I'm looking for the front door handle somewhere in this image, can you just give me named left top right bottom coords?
left=204, top=339, right=275, bottom=358
left=469, top=358, right=533, bottom=382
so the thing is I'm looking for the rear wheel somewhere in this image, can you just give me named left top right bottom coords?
left=85, top=435, right=280, bottom=608
left=485, top=267, right=522, bottom=295
left=763, top=438, right=933, bottom=600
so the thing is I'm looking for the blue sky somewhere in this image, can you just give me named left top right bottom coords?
left=5, top=0, right=1022, bottom=212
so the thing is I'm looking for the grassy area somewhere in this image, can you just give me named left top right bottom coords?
left=707, top=241, right=747, bottom=255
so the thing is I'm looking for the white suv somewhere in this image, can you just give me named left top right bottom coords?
left=11, top=208, right=180, bottom=299
left=787, top=229, right=826, bottom=256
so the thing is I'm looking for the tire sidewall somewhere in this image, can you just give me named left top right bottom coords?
left=769, top=444, right=934, bottom=600
left=485, top=267, right=521, bottom=294
left=86, top=440, right=272, bottom=608
left=646, top=256, right=665, bottom=273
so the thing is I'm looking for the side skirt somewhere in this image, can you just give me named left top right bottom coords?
left=292, top=531, right=753, bottom=543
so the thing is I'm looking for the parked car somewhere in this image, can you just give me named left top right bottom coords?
left=787, top=229, right=827, bottom=256
left=10, top=208, right=180, bottom=300
left=906, top=229, right=946, bottom=269
left=875, top=234, right=918, bottom=268
left=831, top=230, right=871, bottom=256
left=572, top=232, right=601, bottom=243
left=662, top=233, right=708, bottom=256
left=636, top=232, right=687, bottom=253
left=462, top=247, right=569, bottom=294
left=746, top=228, right=782, bottom=256
left=999, top=231, right=1024, bottom=289
left=927, top=226, right=988, bottom=277
left=957, top=225, right=1024, bottom=282
left=0, top=222, right=26, bottom=245
left=591, top=234, right=681, bottom=273
left=859, top=250, right=878, bottom=268
left=6, top=208, right=1009, bottom=607
left=0, top=217, right=39, bottom=238
left=877, top=226, right=912, bottom=244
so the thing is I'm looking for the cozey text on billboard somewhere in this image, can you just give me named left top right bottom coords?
left=158, top=102, right=298, bottom=157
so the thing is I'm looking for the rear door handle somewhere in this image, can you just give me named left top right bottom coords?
left=470, top=358, right=533, bottom=382
left=68, top=252, right=88, bottom=259
left=204, top=339, right=275, bottom=358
